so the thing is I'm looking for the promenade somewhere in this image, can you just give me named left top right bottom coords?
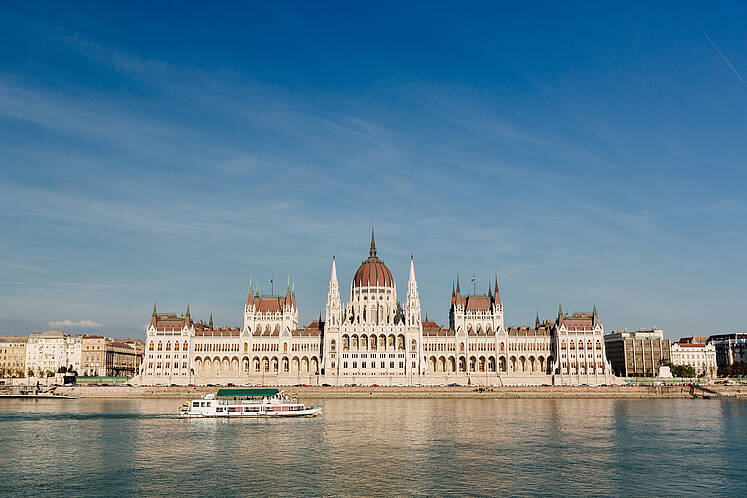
left=55, top=384, right=747, bottom=399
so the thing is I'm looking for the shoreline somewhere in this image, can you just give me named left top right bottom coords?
left=52, top=385, right=747, bottom=400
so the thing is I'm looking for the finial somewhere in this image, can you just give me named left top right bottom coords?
left=370, top=224, right=377, bottom=257
left=209, top=312, right=213, bottom=328
left=536, top=311, right=540, bottom=328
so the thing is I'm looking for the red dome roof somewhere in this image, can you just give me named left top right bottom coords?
left=354, top=257, right=394, bottom=287
left=353, top=228, right=394, bottom=287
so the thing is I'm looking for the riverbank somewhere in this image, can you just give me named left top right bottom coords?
left=53, top=384, right=747, bottom=399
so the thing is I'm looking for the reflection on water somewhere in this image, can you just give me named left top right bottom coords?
left=0, top=398, right=745, bottom=496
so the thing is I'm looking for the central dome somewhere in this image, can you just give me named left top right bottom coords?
left=353, top=228, right=394, bottom=287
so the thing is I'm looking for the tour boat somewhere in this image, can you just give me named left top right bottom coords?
left=179, top=388, right=322, bottom=418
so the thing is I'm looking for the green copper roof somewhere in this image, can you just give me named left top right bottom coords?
left=216, top=388, right=279, bottom=398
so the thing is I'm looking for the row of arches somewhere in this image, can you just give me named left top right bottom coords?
left=426, top=355, right=554, bottom=375
left=337, top=334, right=413, bottom=352
left=192, top=356, right=320, bottom=376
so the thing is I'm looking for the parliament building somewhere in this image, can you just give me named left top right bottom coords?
left=134, top=230, right=618, bottom=386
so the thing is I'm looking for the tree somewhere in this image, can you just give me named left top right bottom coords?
left=16, top=368, right=24, bottom=378
left=668, top=363, right=696, bottom=378
left=46, top=370, right=54, bottom=378
left=27, top=368, right=34, bottom=378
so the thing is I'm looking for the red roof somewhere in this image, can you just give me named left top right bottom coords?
left=353, top=256, right=393, bottom=287
left=256, top=297, right=283, bottom=313
left=465, top=296, right=491, bottom=312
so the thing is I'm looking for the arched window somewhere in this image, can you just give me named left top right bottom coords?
left=165, top=342, right=171, bottom=351
left=157, top=342, right=162, bottom=351
left=183, top=342, right=188, bottom=351
left=148, top=343, right=154, bottom=351
left=411, top=339, right=417, bottom=352
left=174, top=342, right=179, bottom=351
left=330, top=340, right=336, bottom=352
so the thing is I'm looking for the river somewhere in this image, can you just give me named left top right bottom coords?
left=0, top=398, right=744, bottom=496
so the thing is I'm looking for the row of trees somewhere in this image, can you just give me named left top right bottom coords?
left=718, top=362, right=747, bottom=378
left=0, top=366, right=78, bottom=378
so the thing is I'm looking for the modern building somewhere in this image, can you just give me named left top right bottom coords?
left=671, top=338, right=717, bottom=377
left=0, top=336, right=28, bottom=376
left=706, top=333, right=747, bottom=368
left=135, top=230, right=619, bottom=386
left=25, top=331, right=82, bottom=376
left=604, top=329, right=671, bottom=377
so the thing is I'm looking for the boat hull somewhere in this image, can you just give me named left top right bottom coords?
left=179, top=407, right=322, bottom=418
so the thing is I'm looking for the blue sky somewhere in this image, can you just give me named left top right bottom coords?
left=1, top=1, right=745, bottom=340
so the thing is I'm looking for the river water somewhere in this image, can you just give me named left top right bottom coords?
left=0, top=397, right=744, bottom=496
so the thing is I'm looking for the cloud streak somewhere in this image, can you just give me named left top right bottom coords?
left=692, top=18, right=744, bottom=83
left=48, top=319, right=102, bottom=328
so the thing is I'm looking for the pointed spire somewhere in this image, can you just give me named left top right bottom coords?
left=152, top=300, right=157, bottom=317
left=452, top=279, right=455, bottom=299
left=408, top=254, right=416, bottom=282
left=292, top=280, right=295, bottom=299
left=186, top=302, right=190, bottom=317
left=535, top=312, right=540, bottom=328
left=494, top=275, right=501, bottom=304
left=249, top=275, right=253, bottom=294
left=369, top=225, right=377, bottom=257
left=593, top=303, right=598, bottom=316
left=209, top=312, right=213, bottom=328
left=286, top=275, right=291, bottom=295
left=330, top=256, right=338, bottom=285
left=425, top=311, right=429, bottom=322
left=558, top=302, right=563, bottom=318
left=456, top=275, right=461, bottom=294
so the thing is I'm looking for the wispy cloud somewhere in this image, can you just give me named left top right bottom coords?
left=1, top=260, right=46, bottom=272
left=48, top=319, right=102, bottom=328
left=692, top=18, right=744, bottom=83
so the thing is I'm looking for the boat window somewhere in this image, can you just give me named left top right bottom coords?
left=193, top=402, right=200, bottom=407
left=216, top=407, right=223, bottom=412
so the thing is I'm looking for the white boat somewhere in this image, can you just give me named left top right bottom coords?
left=179, top=388, right=322, bottom=418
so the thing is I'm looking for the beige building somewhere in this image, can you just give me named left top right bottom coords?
left=604, top=329, right=671, bottom=377
left=81, top=335, right=106, bottom=376
left=0, top=336, right=28, bottom=377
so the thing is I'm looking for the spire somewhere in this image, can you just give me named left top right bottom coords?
left=535, top=312, right=540, bottom=329
left=330, top=256, right=338, bottom=285
left=456, top=276, right=461, bottom=294
left=249, top=275, right=253, bottom=294
left=292, top=280, right=295, bottom=299
left=494, top=275, right=501, bottom=304
left=185, top=302, right=190, bottom=317
left=369, top=226, right=377, bottom=257
left=209, top=312, right=213, bottom=328
left=452, top=279, right=455, bottom=299
left=408, top=254, right=416, bottom=282
left=152, top=300, right=157, bottom=317
left=286, top=275, right=291, bottom=295
left=593, top=303, right=598, bottom=316
left=558, top=302, right=563, bottom=318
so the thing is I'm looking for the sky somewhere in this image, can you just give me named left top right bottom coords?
left=0, top=1, right=745, bottom=340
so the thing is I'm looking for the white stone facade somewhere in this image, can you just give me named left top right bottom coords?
left=671, top=343, right=717, bottom=377
left=25, top=330, right=82, bottom=375
left=135, top=231, right=621, bottom=386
